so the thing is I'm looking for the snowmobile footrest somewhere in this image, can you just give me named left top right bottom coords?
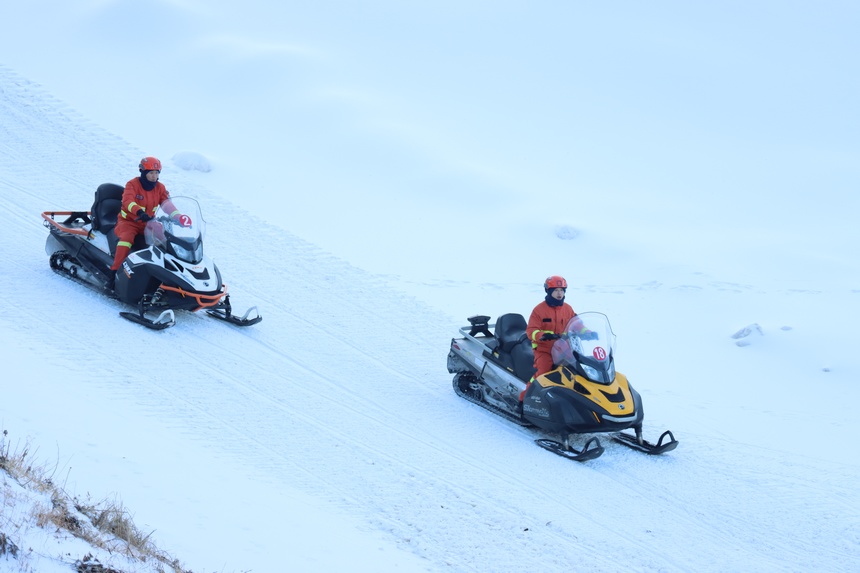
left=535, top=437, right=604, bottom=462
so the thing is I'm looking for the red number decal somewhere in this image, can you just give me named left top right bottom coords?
left=593, top=347, right=606, bottom=361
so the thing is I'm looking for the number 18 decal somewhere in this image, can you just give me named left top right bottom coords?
left=593, top=346, right=607, bottom=361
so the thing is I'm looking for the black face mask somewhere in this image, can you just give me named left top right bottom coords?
left=139, top=172, right=157, bottom=191
left=545, top=291, right=565, bottom=307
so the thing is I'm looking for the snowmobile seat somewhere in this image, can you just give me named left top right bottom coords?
left=495, top=313, right=527, bottom=351
left=90, top=183, right=124, bottom=234
left=104, top=228, right=147, bottom=259
left=494, top=313, right=535, bottom=382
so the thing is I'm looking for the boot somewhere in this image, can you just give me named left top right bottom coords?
left=104, top=271, right=116, bottom=291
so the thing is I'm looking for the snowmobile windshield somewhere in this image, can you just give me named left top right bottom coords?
left=143, top=196, right=206, bottom=264
left=551, top=312, right=618, bottom=384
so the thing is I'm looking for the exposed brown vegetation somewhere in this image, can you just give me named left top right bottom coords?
left=1, top=429, right=192, bottom=573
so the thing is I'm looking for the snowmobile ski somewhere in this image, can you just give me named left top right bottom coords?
left=535, top=437, right=605, bottom=462
left=206, top=294, right=262, bottom=327
left=119, top=309, right=176, bottom=330
left=611, top=430, right=678, bottom=455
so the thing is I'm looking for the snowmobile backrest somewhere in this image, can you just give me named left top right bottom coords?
left=90, top=183, right=124, bottom=233
left=466, top=315, right=493, bottom=338
left=490, top=313, right=535, bottom=381
left=495, top=313, right=528, bottom=352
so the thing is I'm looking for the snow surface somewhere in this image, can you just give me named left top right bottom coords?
left=2, top=2, right=860, bottom=572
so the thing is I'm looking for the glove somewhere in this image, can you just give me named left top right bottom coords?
left=540, top=332, right=560, bottom=341
left=136, top=209, right=153, bottom=222
left=579, top=330, right=598, bottom=340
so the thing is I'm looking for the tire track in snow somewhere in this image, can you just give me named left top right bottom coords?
left=130, top=320, right=730, bottom=573
left=85, top=328, right=627, bottom=572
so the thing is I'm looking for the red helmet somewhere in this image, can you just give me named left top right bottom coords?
left=544, top=275, right=568, bottom=291
left=139, top=156, right=162, bottom=172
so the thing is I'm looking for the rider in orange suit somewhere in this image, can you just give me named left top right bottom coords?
left=109, top=156, right=179, bottom=274
left=526, top=275, right=578, bottom=379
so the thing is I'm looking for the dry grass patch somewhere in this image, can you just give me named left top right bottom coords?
left=1, top=430, right=193, bottom=573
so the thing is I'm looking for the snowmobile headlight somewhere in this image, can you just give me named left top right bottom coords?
left=580, top=363, right=615, bottom=384
left=171, top=239, right=203, bottom=264
left=581, top=364, right=601, bottom=381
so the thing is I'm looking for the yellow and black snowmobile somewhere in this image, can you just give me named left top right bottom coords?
left=447, top=311, right=677, bottom=461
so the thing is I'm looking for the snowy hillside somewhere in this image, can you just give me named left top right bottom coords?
left=3, top=1, right=860, bottom=570
left=2, top=66, right=859, bottom=573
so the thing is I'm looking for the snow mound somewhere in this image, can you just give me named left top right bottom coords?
left=731, top=323, right=764, bottom=347
left=172, top=151, right=212, bottom=173
left=554, top=225, right=579, bottom=240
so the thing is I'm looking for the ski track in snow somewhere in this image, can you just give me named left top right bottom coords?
left=2, top=66, right=858, bottom=572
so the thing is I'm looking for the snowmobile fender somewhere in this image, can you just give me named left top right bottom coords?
left=118, top=258, right=155, bottom=304
left=118, top=248, right=224, bottom=309
left=447, top=342, right=472, bottom=374
left=45, top=233, right=64, bottom=257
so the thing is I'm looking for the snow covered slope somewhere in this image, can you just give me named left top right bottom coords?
left=1, top=67, right=858, bottom=573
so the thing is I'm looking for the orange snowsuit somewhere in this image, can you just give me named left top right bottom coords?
left=526, top=300, right=577, bottom=379
left=110, top=177, right=176, bottom=270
